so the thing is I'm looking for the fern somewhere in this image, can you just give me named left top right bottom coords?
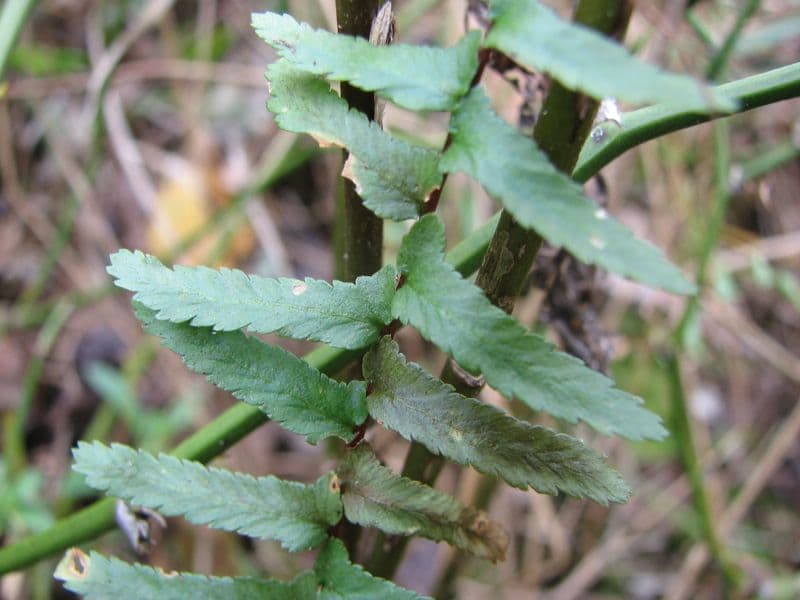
left=364, top=337, right=630, bottom=502
left=55, top=550, right=318, bottom=599
left=134, top=304, right=367, bottom=443
left=338, top=446, right=509, bottom=561
left=109, top=249, right=396, bottom=350
left=55, top=542, right=423, bottom=599
left=73, top=442, right=343, bottom=551
left=252, top=11, right=480, bottom=111
left=392, top=214, right=666, bottom=440
left=441, top=88, right=695, bottom=294
left=485, top=0, right=736, bottom=110
left=26, top=0, right=796, bottom=596
left=266, top=60, right=442, bottom=220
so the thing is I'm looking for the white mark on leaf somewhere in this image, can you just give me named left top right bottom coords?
left=595, top=97, right=622, bottom=127
left=590, top=235, right=606, bottom=250
left=292, top=281, right=308, bottom=296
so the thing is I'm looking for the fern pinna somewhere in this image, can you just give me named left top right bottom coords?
left=57, top=0, right=734, bottom=596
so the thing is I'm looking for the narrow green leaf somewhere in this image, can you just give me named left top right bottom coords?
left=267, top=60, right=442, bottom=220
left=315, top=538, right=426, bottom=600
left=441, top=88, right=694, bottom=294
left=485, top=0, right=735, bottom=110
left=108, top=249, right=395, bottom=350
left=338, top=446, right=508, bottom=561
left=252, top=11, right=480, bottom=112
left=364, top=337, right=630, bottom=503
left=392, top=215, right=667, bottom=441
left=337, top=444, right=508, bottom=562
left=135, top=304, right=367, bottom=444
left=55, top=549, right=316, bottom=599
left=73, top=442, right=342, bottom=552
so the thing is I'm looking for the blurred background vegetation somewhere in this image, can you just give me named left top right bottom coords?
left=0, top=0, right=798, bottom=598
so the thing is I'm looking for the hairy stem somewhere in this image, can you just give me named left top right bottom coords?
left=333, top=0, right=383, bottom=282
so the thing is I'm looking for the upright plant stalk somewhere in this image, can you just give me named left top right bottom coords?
left=667, top=4, right=763, bottom=585
left=333, top=0, right=383, bottom=282
left=0, top=0, right=36, bottom=81
left=3, top=301, right=72, bottom=474
left=475, top=0, right=632, bottom=310
left=705, top=0, right=760, bottom=81
left=666, top=122, right=740, bottom=588
left=365, top=0, right=636, bottom=579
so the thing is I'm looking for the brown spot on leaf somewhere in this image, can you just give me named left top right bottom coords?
left=309, top=132, right=341, bottom=149
left=461, top=507, right=509, bottom=563
left=55, top=548, right=90, bottom=582
left=341, top=155, right=363, bottom=195
left=329, top=474, right=341, bottom=494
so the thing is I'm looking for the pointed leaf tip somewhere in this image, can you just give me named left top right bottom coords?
left=315, top=538, right=429, bottom=599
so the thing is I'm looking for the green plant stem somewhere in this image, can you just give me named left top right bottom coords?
left=573, top=62, right=800, bottom=182
left=684, top=10, right=714, bottom=51
left=668, top=122, right=740, bottom=587
left=333, top=0, right=382, bottom=282
left=737, top=139, right=800, bottom=183
left=475, top=0, right=632, bottom=311
left=0, top=224, right=495, bottom=575
left=3, top=300, right=73, bottom=474
left=665, top=354, right=737, bottom=583
left=365, top=0, right=636, bottom=580
left=705, top=0, right=760, bottom=81
left=0, top=0, right=36, bottom=80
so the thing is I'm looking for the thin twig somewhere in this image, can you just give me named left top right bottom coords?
left=714, top=230, right=800, bottom=272
left=80, top=0, right=177, bottom=139
left=3, top=60, right=267, bottom=101
left=102, top=91, right=158, bottom=215
left=706, top=295, right=800, bottom=384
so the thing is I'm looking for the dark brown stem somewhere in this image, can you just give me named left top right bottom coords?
left=334, top=0, right=383, bottom=282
